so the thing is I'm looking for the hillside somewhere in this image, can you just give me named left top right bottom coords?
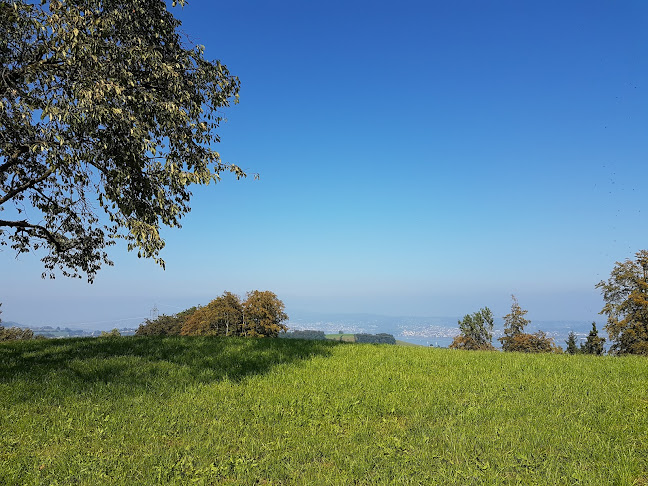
left=1, top=336, right=646, bottom=485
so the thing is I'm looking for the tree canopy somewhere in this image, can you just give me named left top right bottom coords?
left=449, top=307, right=495, bottom=351
left=596, top=250, right=648, bottom=355
left=0, top=0, right=244, bottom=281
left=180, top=292, right=243, bottom=336
left=241, top=290, right=288, bottom=338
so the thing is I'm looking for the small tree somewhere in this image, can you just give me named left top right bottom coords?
left=580, top=322, right=605, bottom=355
left=0, top=326, right=34, bottom=341
left=565, top=331, right=579, bottom=355
left=450, top=307, right=495, bottom=351
left=596, top=250, right=648, bottom=355
left=100, top=328, right=121, bottom=337
left=498, top=296, right=559, bottom=353
left=499, top=295, right=530, bottom=351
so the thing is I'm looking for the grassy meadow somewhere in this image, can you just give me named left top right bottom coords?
left=1, top=336, right=647, bottom=485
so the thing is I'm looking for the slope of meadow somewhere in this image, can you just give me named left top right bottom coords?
left=1, top=336, right=646, bottom=485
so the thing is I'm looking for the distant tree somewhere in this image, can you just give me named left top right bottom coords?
left=596, top=250, right=648, bottom=355
left=177, top=291, right=287, bottom=338
left=565, top=331, right=580, bottom=355
left=498, top=295, right=530, bottom=351
left=136, top=307, right=197, bottom=336
left=503, top=331, right=561, bottom=354
left=0, top=0, right=244, bottom=282
left=580, top=322, right=606, bottom=355
left=0, top=325, right=34, bottom=341
left=282, top=330, right=327, bottom=341
left=450, top=307, right=495, bottom=351
left=241, top=290, right=288, bottom=337
left=181, top=292, right=243, bottom=336
left=354, top=333, right=396, bottom=344
left=498, top=296, right=559, bottom=353
left=100, top=328, right=121, bottom=337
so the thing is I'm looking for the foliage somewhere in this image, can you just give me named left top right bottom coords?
left=180, top=292, right=243, bottom=336
left=354, top=333, right=396, bottom=344
left=565, top=331, right=579, bottom=355
left=281, top=330, right=327, bottom=340
left=0, top=0, right=244, bottom=282
left=500, top=331, right=561, bottom=354
left=100, top=328, right=121, bottom=337
left=240, top=290, right=288, bottom=338
left=580, top=322, right=605, bottom=355
left=135, top=307, right=196, bottom=336
left=175, top=291, right=288, bottom=338
left=498, top=296, right=559, bottom=353
left=1, top=337, right=647, bottom=484
left=499, top=295, right=530, bottom=351
left=596, top=250, right=648, bottom=355
left=450, top=307, right=495, bottom=350
left=0, top=325, right=34, bottom=341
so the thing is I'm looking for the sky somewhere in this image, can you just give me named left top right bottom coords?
left=1, top=0, right=647, bottom=329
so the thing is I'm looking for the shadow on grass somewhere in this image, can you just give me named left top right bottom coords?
left=0, top=336, right=343, bottom=401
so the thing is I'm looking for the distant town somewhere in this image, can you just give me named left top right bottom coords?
left=21, top=325, right=138, bottom=338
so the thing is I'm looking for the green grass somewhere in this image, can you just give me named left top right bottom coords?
left=1, top=336, right=647, bottom=485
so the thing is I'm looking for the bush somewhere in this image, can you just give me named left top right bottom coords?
left=500, top=331, right=561, bottom=354
left=281, top=330, right=327, bottom=341
left=136, top=307, right=197, bottom=336
left=0, top=326, right=35, bottom=341
left=100, top=329, right=121, bottom=337
left=354, top=333, right=396, bottom=344
left=449, top=335, right=495, bottom=351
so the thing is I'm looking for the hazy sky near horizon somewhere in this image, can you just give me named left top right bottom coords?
left=2, top=0, right=647, bottom=329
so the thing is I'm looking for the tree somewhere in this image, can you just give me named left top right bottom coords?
left=596, top=250, right=648, bottom=355
left=100, top=328, right=121, bottom=337
left=1, top=0, right=245, bottom=282
left=580, top=322, right=605, bottom=355
left=181, top=292, right=243, bottom=336
left=241, top=290, right=288, bottom=338
left=135, top=306, right=196, bottom=336
left=498, top=296, right=559, bottom=353
left=565, top=331, right=579, bottom=355
left=449, top=307, right=495, bottom=351
left=0, top=324, right=34, bottom=341
left=499, top=295, right=530, bottom=351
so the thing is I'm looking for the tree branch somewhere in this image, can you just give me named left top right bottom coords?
left=0, top=166, right=55, bottom=205
left=0, top=218, right=64, bottom=253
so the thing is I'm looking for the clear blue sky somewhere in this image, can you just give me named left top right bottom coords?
left=2, top=0, right=647, bottom=329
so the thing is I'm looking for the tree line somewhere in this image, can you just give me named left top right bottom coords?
left=449, top=296, right=605, bottom=354
left=135, top=290, right=288, bottom=338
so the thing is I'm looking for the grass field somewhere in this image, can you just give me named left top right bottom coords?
left=1, top=336, right=647, bottom=485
